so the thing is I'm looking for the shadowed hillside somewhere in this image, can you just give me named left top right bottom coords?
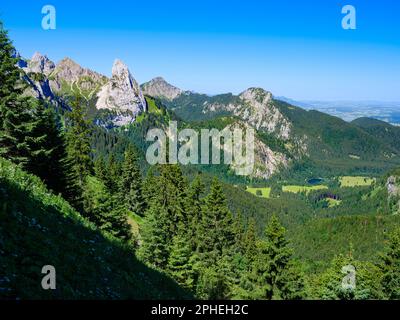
left=0, top=158, right=190, bottom=299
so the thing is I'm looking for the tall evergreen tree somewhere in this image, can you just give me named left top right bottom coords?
left=186, top=175, right=205, bottom=250
left=168, top=223, right=196, bottom=290
left=65, top=95, right=92, bottom=210
left=94, top=156, right=108, bottom=182
left=104, top=153, right=121, bottom=194
left=250, top=215, right=305, bottom=300
left=198, top=178, right=235, bottom=260
left=243, top=218, right=257, bottom=264
left=380, top=228, right=400, bottom=299
left=0, top=24, right=35, bottom=166
left=83, top=176, right=131, bottom=241
left=119, top=146, right=146, bottom=216
left=139, top=200, right=170, bottom=269
left=25, top=99, right=69, bottom=194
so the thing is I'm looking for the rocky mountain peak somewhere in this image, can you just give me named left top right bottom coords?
left=27, top=52, right=55, bottom=76
left=237, top=87, right=291, bottom=139
left=239, top=87, right=273, bottom=104
left=142, top=76, right=182, bottom=100
left=54, top=57, right=103, bottom=81
left=96, top=59, right=146, bottom=126
left=110, top=59, right=141, bottom=95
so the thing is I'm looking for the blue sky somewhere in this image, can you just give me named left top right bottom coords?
left=1, top=0, right=400, bottom=100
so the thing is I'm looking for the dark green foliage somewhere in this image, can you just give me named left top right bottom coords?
left=25, top=99, right=69, bottom=195
left=119, top=146, right=146, bottom=216
left=139, top=201, right=170, bottom=269
left=104, top=153, right=122, bottom=194
left=248, top=215, right=305, bottom=300
left=167, top=224, right=196, bottom=291
left=380, top=228, right=400, bottom=299
left=199, top=178, right=235, bottom=257
left=186, top=175, right=205, bottom=250
left=83, top=176, right=132, bottom=242
left=0, top=25, right=35, bottom=166
left=0, top=157, right=189, bottom=299
left=65, top=96, right=92, bottom=209
left=312, top=254, right=383, bottom=300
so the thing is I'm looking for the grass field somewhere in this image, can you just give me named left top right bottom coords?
left=339, top=176, right=375, bottom=187
left=326, top=198, right=342, bottom=207
left=246, top=187, right=271, bottom=198
left=282, top=185, right=328, bottom=194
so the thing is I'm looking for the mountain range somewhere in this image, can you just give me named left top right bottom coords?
left=18, top=52, right=400, bottom=181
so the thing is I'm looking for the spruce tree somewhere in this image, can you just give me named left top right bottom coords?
left=119, top=145, right=146, bottom=216
left=315, top=254, right=382, bottom=300
left=94, top=156, right=107, bottom=182
left=83, top=176, right=131, bottom=241
left=198, top=178, right=235, bottom=260
left=25, top=99, right=69, bottom=194
left=0, top=23, right=35, bottom=166
left=243, top=218, right=257, bottom=264
left=139, top=164, right=190, bottom=270
left=139, top=201, right=170, bottom=269
left=105, top=153, right=121, bottom=194
left=65, top=95, right=92, bottom=210
left=159, top=164, right=188, bottom=230
left=250, top=215, right=304, bottom=300
left=168, top=223, right=196, bottom=290
left=380, top=228, right=400, bottom=299
left=186, top=175, right=205, bottom=250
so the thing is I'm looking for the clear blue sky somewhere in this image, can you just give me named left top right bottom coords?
left=1, top=0, right=400, bottom=100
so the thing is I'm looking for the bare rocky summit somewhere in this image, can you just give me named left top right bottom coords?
left=96, top=59, right=147, bottom=125
left=25, top=52, right=55, bottom=76
left=203, top=87, right=291, bottom=140
left=142, top=77, right=182, bottom=100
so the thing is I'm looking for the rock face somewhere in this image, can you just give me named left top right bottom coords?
left=50, top=57, right=107, bottom=95
left=226, top=121, right=289, bottom=179
left=387, top=176, right=400, bottom=197
left=96, top=59, right=147, bottom=125
left=203, top=87, right=292, bottom=140
left=26, top=52, right=55, bottom=76
left=238, top=88, right=291, bottom=139
left=20, top=53, right=58, bottom=104
left=142, top=77, right=182, bottom=100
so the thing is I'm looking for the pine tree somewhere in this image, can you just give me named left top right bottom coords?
left=198, top=178, right=235, bottom=260
left=119, top=145, right=146, bottom=216
left=94, top=156, right=107, bottom=182
left=380, top=228, right=400, bottom=299
left=65, top=95, right=92, bottom=210
left=83, top=176, right=131, bottom=241
left=314, top=254, right=382, bottom=300
left=159, top=164, right=188, bottom=229
left=186, top=175, right=205, bottom=250
left=250, top=215, right=304, bottom=300
left=104, top=153, right=121, bottom=194
left=167, top=223, right=196, bottom=290
left=139, top=201, right=170, bottom=269
left=0, top=24, right=35, bottom=166
left=25, top=99, right=69, bottom=194
left=139, top=164, right=190, bottom=270
left=142, top=166, right=158, bottom=204
left=196, top=265, right=229, bottom=300
left=243, top=218, right=257, bottom=264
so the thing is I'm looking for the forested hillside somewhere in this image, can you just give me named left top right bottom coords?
left=0, top=158, right=189, bottom=299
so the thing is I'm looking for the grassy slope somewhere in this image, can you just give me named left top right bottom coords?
left=0, top=158, right=189, bottom=299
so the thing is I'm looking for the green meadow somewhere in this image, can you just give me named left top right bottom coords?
left=339, top=176, right=375, bottom=187
left=246, top=187, right=272, bottom=198
left=282, top=185, right=328, bottom=194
